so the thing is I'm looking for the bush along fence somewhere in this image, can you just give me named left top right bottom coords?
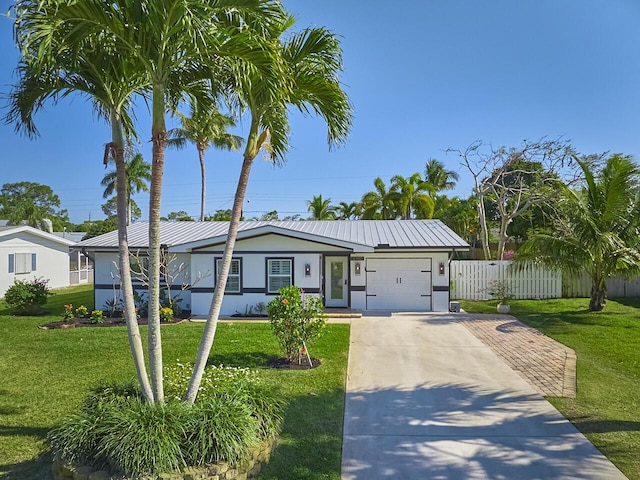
left=450, top=260, right=640, bottom=300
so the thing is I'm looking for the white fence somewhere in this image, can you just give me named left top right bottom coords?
left=451, top=260, right=562, bottom=300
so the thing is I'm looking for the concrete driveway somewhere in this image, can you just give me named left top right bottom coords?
left=341, top=313, right=626, bottom=479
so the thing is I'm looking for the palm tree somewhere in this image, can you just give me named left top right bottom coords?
left=7, top=13, right=153, bottom=400
left=361, top=177, right=396, bottom=219
left=307, top=194, right=336, bottom=220
left=336, top=201, right=360, bottom=220
left=517, top=154, right=640, bottom=311
left=184, top=21, right=352, bottom=405
left=101, top=153, right=152, bottom=225
left=389, top=173, right=435, bottom=219
left=425, top=158, right=459, bottom=193
left=169, top=101, right=243, bottom=221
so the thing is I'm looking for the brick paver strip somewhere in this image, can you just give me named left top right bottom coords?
left=457, top=313, right=577, bottom=398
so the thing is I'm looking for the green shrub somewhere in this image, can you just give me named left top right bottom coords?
left=4, top=277, right=52, bottom=315
left=159, top=306, right=174, bottom=322
left=267, top=286, right=326, bottom=363
left=90, top=310, right=104, bottom=324
left=48, top=374, right=284, bottom=477
left=75, top=305, right=88, bottom=318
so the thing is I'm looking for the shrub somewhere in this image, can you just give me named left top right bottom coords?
left=4, top=277, right=52, bottom=315
left=48, top=376, right=283, bottom=477
left=267, top=286, right=326, bottom=363
left=159, top=306, right=174, bottom=322
left=75, top=305, right=89, bottom=318
left=90, top=310, right=104, bottom=324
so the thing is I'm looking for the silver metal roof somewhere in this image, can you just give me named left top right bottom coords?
left=76, top=220, right=469, bottom=251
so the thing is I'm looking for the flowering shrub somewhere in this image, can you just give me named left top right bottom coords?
left=164, top=361, right=256, bottom=402
left=75, top=305, right=89, bottom=318
left=267, top=286, right=325, bottom=363
left=159, top=306, right=174, bottom=322
left=63, top=304, right=74, bottom=320
left=90, top=310, right=104, bottom=324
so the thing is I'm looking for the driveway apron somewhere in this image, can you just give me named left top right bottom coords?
left=341, top=313, right=626, bottom=480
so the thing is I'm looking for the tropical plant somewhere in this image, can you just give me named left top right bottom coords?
left=8, top=2, right=153, bottom=400
left=266, top=286, right=326, bottom=363
left=159, top=307, right=174, bottom=323
left=360, top=177, right=396, bottom=219
left=90, top=309, right=105, bottom=324
left=516, top=154, right=640, bottom=311
left=336, top=201, right=360, bottom=220
left=75, top=305, right=89, bottom=318
left=4, top=277, right=52, bottom=315
left=306, top=194, right=336, bottom=220
left=168, top=101, right=243, bottom=221
left=101, top=153, right=151, bottom=226
left=389, top=173, right=435, bottom=219
left=424, top=158, right=459, bottom=192
left=184, top=19, right=352, bottom=405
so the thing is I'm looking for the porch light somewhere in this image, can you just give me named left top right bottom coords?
left=305, top=263, right=311, bottom=276
left=355, top=262, right=361, bottom=276
left=439, top=262, right=445, bottom=276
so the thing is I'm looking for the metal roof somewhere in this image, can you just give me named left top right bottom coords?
left=76, top=220, right=469, bottom=251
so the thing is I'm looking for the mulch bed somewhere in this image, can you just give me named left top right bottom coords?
left=266, top=356, right=321, bottom=370
left=38, top=318, right=189, bottom=329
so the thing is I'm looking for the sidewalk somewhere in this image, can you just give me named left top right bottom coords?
left=341, top=313, right=626, bottom=479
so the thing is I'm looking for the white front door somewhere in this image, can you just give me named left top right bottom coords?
left=325, top=257, right=348, bottom=307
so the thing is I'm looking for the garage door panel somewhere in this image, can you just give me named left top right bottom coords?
left=365, top=258, right=433, bottom=311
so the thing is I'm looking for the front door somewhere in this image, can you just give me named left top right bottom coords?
left=325, top=257, right=349, bottom=307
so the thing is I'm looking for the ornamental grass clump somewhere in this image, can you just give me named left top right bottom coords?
left=267, top=286, right=326, bottom=364
left=48, top=370, right=284, bottom=477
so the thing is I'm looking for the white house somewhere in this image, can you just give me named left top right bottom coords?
left=0, top=225, right=76, bottom=297
left=76, top=220, right=469, bottom=315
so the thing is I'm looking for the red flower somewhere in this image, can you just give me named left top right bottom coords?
left=300, top=347, right=307, bottom=354
left=282, top=298, right=289, bottom=304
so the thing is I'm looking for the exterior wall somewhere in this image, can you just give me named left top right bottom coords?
left=93, top=251, right=192, bottom=312
left=190, top=234, right=343, bottom=316
left=0, top=232, right=71, bottom=297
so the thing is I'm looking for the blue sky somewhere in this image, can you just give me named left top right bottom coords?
left=1, top=1, right=640, bottom=224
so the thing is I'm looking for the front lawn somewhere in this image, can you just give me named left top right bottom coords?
left=0, top=284, right=350, bottom=480
left=460, top=297, right=640, bottom=479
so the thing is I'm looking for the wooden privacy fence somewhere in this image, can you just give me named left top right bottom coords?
left=450, top=260, right=561, bottom=300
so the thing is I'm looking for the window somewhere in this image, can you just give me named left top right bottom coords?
left=216, top=258, right=241, bottom=293
left=267, top=258, right=292, bottom=293
left=8, top=253, right=36, bottom=274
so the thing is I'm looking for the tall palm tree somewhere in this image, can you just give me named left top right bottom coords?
left=425, top=158, right=460, bottom=193
left=101, top=153, right=152, bottom=225
left=517, top=154, right=640, bottom=311
left=361, top=177, right=396, bottom=219
left=390, top=173, right=435, bottom=219
left=336, top=201, right=360, bottom=220
left=168, top=101, right=243, bottom=221
left=184, top=20, right=352, bottom=405
left=307, top=194, right=336, bottom=220
left=7, top=12, right=153, bottom=401
left=11, top=0, right=284, bottom=404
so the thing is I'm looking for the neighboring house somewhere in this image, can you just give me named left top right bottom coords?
left=52, top=231, right=94, bottom=285
left=0, top=225, right=76, bottom=297
left=76, top=220, right=469, bottom=315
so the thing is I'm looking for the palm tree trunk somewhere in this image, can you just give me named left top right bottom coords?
left=199, top=146, right=206, bottom=222
left=111, top=112, right=153, bottom=402
left=589, top=277, right=607, bottom=311
left=127, top=195, right=132, bottom=226
left=147, top=89, right=166, bottom=403
left=184, top=122, right=266, bottom=406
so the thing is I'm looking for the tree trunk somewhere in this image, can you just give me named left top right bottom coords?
left=475, top=190, right=492, bottom=260
left=147, top=88, right=166, bottom=403
left=184, top=121, right=266, bottom=406
left=199, top=146, right=206, bottom=222
left=496, top=215, right=511, bottom=261
left=111, top=111, right=153, bottom=402
left=589, top=282, right=606, bottom=311
left=127, top=195, right=132, bottom=226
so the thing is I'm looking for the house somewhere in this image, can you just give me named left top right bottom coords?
left=76, top=220, right=469, bottom=315
left=0, top=225, right=77, bottom=297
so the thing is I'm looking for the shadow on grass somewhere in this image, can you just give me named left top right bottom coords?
left=0, top=424, right=50, bottom=438
left=573, top=418, right=640, bottom=434
left=258, top=388, right=345, bottom=480
left=206, top=351, right=274, bottom=369
left=0, top=451, right=52, bottom=480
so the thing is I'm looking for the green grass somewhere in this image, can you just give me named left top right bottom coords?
left=0, top=284, right=349, bottom=480
left=460, top=297, right=640, bottom=479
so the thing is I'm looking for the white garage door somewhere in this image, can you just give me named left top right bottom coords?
left=365, top=258, right=432, bottom=311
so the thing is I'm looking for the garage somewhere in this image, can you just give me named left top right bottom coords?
left=365, top=258, right=432, bottom=311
